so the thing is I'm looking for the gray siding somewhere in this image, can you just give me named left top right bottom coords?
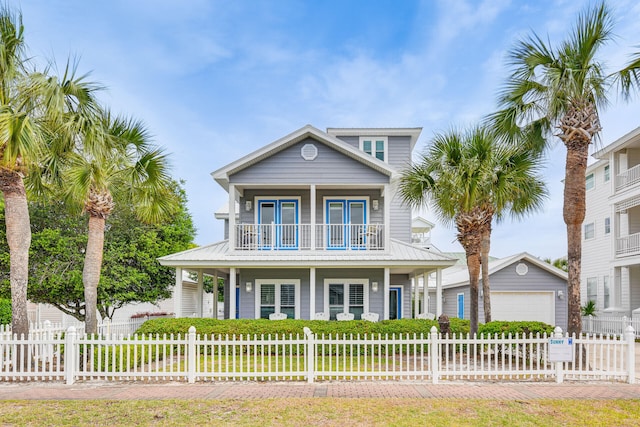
left=442, top=260, right=568, bottom=329
left=230, top=139, right=388, bottom=185
left=334, top=135, right=413, bottom=170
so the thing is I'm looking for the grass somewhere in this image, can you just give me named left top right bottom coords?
left=0, top=399, right=639, bottom=426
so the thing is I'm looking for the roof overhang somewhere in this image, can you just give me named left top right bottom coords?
left=326, top=127, right=422, bottom=151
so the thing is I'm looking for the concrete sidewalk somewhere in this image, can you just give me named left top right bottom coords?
left=1, top=381, right=640, bottom=400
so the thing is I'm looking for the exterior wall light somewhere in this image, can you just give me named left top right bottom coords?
left=246, top=282, right=252, bottom=292
left=371, top=282, right=378, bottom=292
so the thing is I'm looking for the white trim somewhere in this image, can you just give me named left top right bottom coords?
left=359, top=136, right=388, bottom=163
left=323, top=278, right=370, bottom=319
left=255, top=279, right=301, bottom=319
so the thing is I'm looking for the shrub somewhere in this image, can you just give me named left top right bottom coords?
left=478, top=321, right=554, bottom=338
left=0, top=298, right=10, bottom=325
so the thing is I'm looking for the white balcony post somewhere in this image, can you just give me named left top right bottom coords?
left=383, top=184, right=390, bottom=250
left=229, top=184, right=236, bottom=250
left=626, top=325, right=636, bottom=384
left=310, top=185, right=316, bottom=250
left=436, top=268, right=443, bottom=317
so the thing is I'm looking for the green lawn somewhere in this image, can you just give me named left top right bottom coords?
left=0, top=399, right=638, bottom=426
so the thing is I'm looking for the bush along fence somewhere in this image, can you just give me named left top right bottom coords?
left=0, top=325, right=635, bottom=385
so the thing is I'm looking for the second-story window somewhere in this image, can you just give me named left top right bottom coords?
left=584, top=222, right=595, bottom=240
left=586, top=173, right=595, bottom=190
left=604, top=217, right=610, bottom=234
left=360, top=137, right=387, bottom=162
left=604, top=165, right=610, bottom=182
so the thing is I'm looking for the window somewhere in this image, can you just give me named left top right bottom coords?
left=603, top=276, right=610, bottom=309
left=587, top=277, right=597, bottom=305
left=360, top=137, right=387, bottom=162
left=604, top=217, right=611, bottom=235
left=604, top=165, right=610, bottom=182
left=255, top=280, right=300, bottom=319
left=325, top=279, right=370, bottom=320
left=584, top=222, right=595, bottom=240
left=586, top=173, right=595, bottom=190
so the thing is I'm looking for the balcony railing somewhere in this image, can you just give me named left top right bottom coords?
left=234, top=223, right=385, bottom=251
left=616, top=164, right=640, bottom=191
left=616, top=231, right=640, bottom=257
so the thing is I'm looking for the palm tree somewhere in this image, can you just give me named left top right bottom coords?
left=0, top=5, right=99, bottom=338
left=399, top=125, right=546, bottom=334
left=489, top=1, right=640, bottom=335
left=63, top=110, right=176, bottom=335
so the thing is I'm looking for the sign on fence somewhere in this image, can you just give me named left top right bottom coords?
left=548, top=337, right=573, bottom=362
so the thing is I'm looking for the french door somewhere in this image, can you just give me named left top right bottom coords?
left=326, top=199, right=366, bottom=249
left=258, top=199, right=298, bottom=249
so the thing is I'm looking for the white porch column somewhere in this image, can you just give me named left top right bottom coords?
left=229, top=184, right=237, bottom=250
left=412, top=273, right=419, bottom=318
left=196, top=270, right=204, bottom=317
left=229, top=267, right=237, bottom=319
left=174, top=267, right=183, bottom=318
left=309, top=267, right=316, bottom=319
left=422, top=270, right=428, bottom=314
left=383, top=268, right=390, bottom=320
left=383, top=184, right=390, bottom=250
left=436, top=268, right=443, bottom=317
left=310, top=185, right=316, bottom=250
left=213, top=271, right=219, bottom=319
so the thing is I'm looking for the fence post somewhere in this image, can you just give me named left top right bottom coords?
left=304, top=327, right=315, bottom=383
left=188, top=326, right=196, bottom=384
left=65, top=326, right=77, bottom=385
left=626, top=325, right=636, bottom=384
left=554, top=326, right=563, bottom=384
left=430, top=326, right=439, bottom=384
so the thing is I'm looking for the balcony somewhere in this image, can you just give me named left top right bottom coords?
left=616, top=232, right=640, bottom=257
left=616, top=164, right=640, bottom=192
left=234, top=223, right=385, bottom=251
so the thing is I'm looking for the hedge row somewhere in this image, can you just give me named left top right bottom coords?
left=135, top=317, right=474, bottom=337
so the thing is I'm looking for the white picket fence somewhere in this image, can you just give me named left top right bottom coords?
left=0, top=317, right=150, bottom=340
left=0, top=325, right=635, bottom=384
left=582, top=315, right=640, bottom=338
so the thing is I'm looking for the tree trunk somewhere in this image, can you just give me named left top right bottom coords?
left=481, top=225, right=492, bottom=323
left=563, top=138, right=589, bottom=336
left=466, top=251, right=481, bottom=335
left=0, top=169, right=30, bottom=339
left=83, top=214, right=106, bottom=335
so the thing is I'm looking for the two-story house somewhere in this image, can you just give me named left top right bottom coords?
left=159, top=125, right=456, bottom=320
left=582, top=126, right=640, bottom=317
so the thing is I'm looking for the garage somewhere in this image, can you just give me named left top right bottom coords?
left=490, top=291, right=555, bottom=325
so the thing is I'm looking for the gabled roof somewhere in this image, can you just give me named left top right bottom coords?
left=158, top=238, right=456, bottom=269
left=412, top=216, right=435, bottom=233
left=211, top=124, right=397, bottom=191
left=443, top=252, right=568, bottom=288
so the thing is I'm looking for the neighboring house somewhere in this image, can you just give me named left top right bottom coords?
left=582, top=126, right=640, bottom=317
left=159, top=125, right=456, bottom=320
left=441, top=252, right=568, bottom=330
left=28, top=271, right=215, bottom=325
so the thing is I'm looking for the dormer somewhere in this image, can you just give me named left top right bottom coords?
left=326, top=127, right=422, bottom=169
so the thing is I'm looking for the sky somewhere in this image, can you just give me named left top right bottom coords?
left=16, top=0, right=640, bottom=261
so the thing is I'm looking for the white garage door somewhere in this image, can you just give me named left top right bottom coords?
left=491, top=291, right=555, bottom=325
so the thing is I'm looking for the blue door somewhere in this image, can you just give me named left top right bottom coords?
left=235, top=287, right=240, bottom=319
left=390, top=287, right=402, bottom=320
left=326, top=199, right=366, bottom=249
left=258, top=200, right=298, bottom=249
left=457, top=293, right=464, bottom=319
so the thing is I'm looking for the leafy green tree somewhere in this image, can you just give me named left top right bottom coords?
left=400, top=126, right=546, bottom=334
left=0, top=5, right=101, bottom=337
left=0, top=182, right=194, bottom=321
left=489, top=1, right=640, bottom=335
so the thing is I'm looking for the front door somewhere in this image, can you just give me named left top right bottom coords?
left=457, top=293, right=464, bottom=319
left=389, top=287, right=402, bottom=320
